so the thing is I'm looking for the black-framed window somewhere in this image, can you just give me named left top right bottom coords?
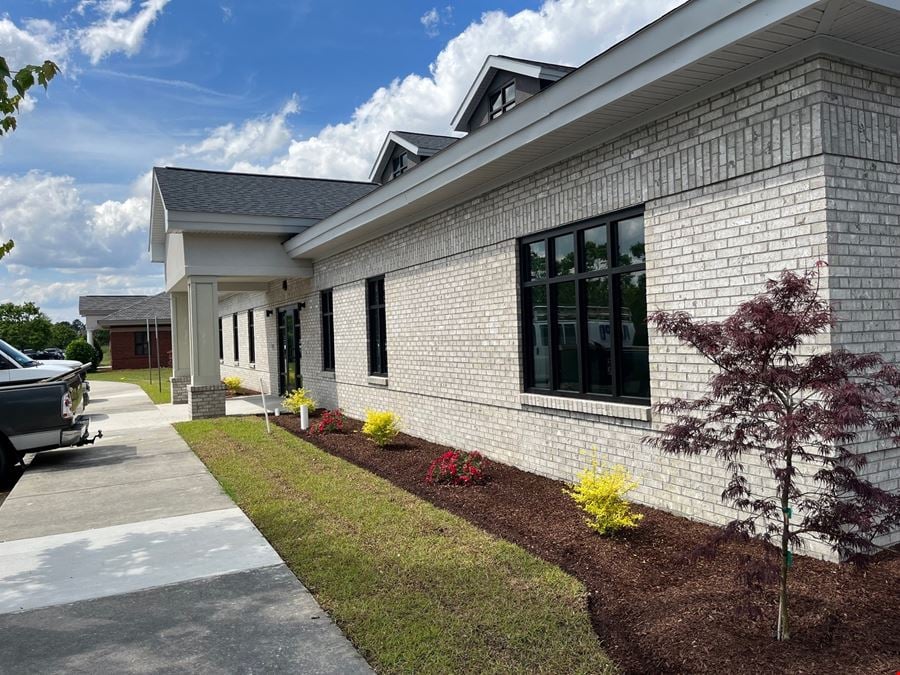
left=232, top=314, right=239, bottom=361
left=366, top=277, right=387, bottom=376
left=218, top=317, right=223, bottom=360
left=520, top=207, right=649, bottom=403
left=247, top=310, right=256, bottom=364
left=489, top=80, right=516, bottom=120
left=321, top=290, right=335, bottom=371
left=391, top=152, right=408, bottom=178
left=135, top=331, right=150, bottom=357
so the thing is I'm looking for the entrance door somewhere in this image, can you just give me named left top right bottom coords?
left=277, top=306, right=302, bottom=394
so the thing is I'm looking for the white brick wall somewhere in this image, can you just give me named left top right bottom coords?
left=210, top=56, right=900, bottom=559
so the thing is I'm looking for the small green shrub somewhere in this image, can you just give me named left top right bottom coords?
left=91, top=343, right=103, bottom=370
left=65, top=339, right=95, bottom=369
left=362, top=410, right=400, bottom=447
left=222, top=376, right=242, bottom=393
left=282, top=388, right=317, bottom=414
left=564, top=458, right=643, bottom=535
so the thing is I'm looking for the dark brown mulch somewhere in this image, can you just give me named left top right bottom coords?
left=273, top=414, right=900, bottom=675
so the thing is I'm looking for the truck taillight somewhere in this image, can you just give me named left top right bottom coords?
left=61, top=392, right=74, bottom=420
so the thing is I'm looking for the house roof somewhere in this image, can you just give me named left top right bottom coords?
left=368, top=130, right=460, bottom=182
left=79, top=295, right=150, bottom=317
left=153, top=167, right=379, bottom=220
left=451, top=54, right=575, bottom=132
left=98, top=293, right=171, bottom=326
left=285, top=0, right=900, bottom=261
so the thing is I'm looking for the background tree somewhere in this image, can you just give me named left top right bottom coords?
left=647, top=264, right=900, bottom=641
left=0, top=301, right=53, bottom=350
left=0, top=55, right=60, bottom=261
left=50, top=321, right=80, bottom=349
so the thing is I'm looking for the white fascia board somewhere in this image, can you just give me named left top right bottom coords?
left=285, top=0, right=818, bottom=260
left=367, top=132, right=423, bottom=182
left=166, top=210, right=319, bottom=236
left=149, top=174, right=166, bottom=263
left=451, top=55, right=570, bottom=132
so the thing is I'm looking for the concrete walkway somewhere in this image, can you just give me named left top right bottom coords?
left=0, top=380, right=371, bottom=674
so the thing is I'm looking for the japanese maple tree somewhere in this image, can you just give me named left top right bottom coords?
left=647, top=263, right=900, bottom=640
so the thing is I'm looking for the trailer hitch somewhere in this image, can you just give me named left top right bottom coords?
left=79, top=430, right=103, bottom=446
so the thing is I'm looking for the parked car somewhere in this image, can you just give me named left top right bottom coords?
left=0, top=369, right=99, bottom=481
left=0, top=339, right=89, bottom=387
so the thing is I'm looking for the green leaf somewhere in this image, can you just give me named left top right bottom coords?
left=0, top=57, right=9, bottom=80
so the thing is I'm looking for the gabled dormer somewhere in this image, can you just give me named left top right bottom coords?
left=369, top=131, right=459, bottom=184
left=451, top=55, right=574, bottom=133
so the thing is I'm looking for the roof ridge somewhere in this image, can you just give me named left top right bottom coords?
left=393, top=130, right=458, bottom=139
left=155, top=166, right=377, bottom=186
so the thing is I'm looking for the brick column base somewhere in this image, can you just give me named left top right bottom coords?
left=188, top=384, right=226, bottom=419
left=170, top=376, right=191, bottom=405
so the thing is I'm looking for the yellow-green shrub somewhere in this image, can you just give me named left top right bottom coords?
left=282, top=388, right=317, bottom=414
left=362, top=410, right=400, bottom=447
left=222, top=376, right=242, bottom=393
left=564, top=459, right=643, bottom=535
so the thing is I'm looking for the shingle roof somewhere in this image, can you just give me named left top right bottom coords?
left=154, top=167, right=379, bottom=219
left=392, top=131, right=459, bottom=154
left=79, top=295, right=150, bottom=316
left=98, top=293, right=171, bottom=325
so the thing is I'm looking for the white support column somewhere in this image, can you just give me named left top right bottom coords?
left=86, top=329, right=94, bottom=347
left=169, top=291, right=191, bottom=404
left=186, top=276, right=225, bottom=418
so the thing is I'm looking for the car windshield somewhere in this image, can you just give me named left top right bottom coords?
left=0, top=339, right=37, bottom=367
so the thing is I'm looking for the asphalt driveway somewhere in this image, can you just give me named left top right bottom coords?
left=0, top=380, right=371, bottom=674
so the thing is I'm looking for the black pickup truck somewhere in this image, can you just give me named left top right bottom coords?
left=0, top=370, right=96, bottom=481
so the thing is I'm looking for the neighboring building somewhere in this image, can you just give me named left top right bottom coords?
left=79, top=295, right=150, bottom=347
left=150, top=0, right=900, bottom=557
left=80, top=293, right=171, bottom=369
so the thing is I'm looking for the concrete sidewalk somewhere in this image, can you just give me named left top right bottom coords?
left=0, top=380, right=371, bottom=674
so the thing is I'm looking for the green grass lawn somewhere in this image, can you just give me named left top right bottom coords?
left=176, top=417, right=617, bottom=675
left=91, top=367, right=173, bottom=404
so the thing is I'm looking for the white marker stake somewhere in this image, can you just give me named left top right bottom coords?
left=300, top=404, right=309, bottom=431
left=259, top=377, right=271, bottom=434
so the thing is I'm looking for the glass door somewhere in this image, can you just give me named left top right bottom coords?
left=277, top=307, right=302, bottom=394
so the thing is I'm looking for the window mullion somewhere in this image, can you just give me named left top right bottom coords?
left=548, top=281, right=560, bottom=392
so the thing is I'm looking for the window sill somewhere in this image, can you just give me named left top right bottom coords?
left=320, top=370, right=336, bottom=381
left=248, top=363, right=256, bottom=370
left=368, top=375, right=388, bottom=387
left=520, top=392, right=651, bottom=422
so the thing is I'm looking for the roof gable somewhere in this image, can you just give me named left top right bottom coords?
left=451, top=55, right=574, bottom=133
left=368, top=131, right=459, bottom=183
left=79, top=295, right=150, bottom=317
left=98, top=293, right=171, bottom=325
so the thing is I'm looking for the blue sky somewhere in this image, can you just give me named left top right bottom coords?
left=0, top=0, right=678, bottom=320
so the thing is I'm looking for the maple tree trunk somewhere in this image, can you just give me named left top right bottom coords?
left=776, top=451, right=791, bottom=641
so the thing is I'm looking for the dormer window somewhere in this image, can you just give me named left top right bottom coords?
left=489, top=81, right=516, bottom=120
left=391, top=152, right=409, bottom=178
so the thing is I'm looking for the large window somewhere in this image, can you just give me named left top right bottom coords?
left=489, top=80, right=516, bottom=120
left=134, top=331, right=150, bottom=357
left=520, top=207, right=649, bottom=403
left=366, top=277, right=387, bottom=376
left=247, top=310, right=256, bottom=364
left=321, top=290, right=335, bottom=371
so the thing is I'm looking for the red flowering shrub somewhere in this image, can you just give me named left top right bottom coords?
left=311, top=408, right=344, bottom=434
left=425, top=450, right=488, bottom=486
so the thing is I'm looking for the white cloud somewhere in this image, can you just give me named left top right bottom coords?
left=251, top=0, right=683, bottom=181
left=178, top=95, right=300, bottom=167
left=0, top=171, right=148, bottom=269
left=0, top=16, right=69, bottom=68
left=78, top=0, right=171, bottom=64
left=421, top=6, right=453, bottom=38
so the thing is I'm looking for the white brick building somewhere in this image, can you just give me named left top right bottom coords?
left=150, top=0, right=900, bottom=555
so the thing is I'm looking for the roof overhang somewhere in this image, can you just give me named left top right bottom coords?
left=368, top=131, right=445, bottom=183
left=284, top=0, right=900, bottom=262
left=451, top=55, right=574, bottom=132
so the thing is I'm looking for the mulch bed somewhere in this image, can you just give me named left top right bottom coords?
left=274, top=414, right=900, bottom=675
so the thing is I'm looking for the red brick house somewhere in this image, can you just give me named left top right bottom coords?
left=94, top=293, right=172, bottom=370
